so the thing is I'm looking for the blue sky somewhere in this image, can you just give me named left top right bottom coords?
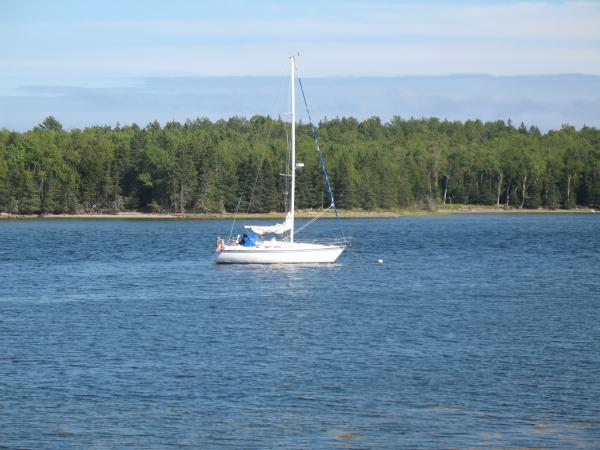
left=1, top=0, right=600, bottom=130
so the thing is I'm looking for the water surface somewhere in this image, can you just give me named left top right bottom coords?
left=1, top=215, right=599, bottom=448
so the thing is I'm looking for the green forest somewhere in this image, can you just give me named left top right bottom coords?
left=1, top=115, right=599, bottom=214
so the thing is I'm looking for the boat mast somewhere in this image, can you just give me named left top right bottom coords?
left=290, top=56, right=296, bottom=244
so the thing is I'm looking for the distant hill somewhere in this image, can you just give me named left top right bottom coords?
left=1, top=75, right=599, bottom=132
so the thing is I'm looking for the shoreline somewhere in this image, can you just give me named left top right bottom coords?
left=1, top=206, right=597, bottom=220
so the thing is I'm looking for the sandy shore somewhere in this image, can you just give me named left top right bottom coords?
left=1, top=206, right=596, bottom=220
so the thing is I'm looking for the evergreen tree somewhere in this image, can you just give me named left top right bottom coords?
left=0, top=116, right=598, bottom=214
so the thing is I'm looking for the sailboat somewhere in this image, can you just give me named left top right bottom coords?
left=214, top=56, right=347, bottom=264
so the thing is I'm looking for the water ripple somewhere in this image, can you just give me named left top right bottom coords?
left=1, top=215, right=599, bottom=448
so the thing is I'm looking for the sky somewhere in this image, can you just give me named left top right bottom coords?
left=1, top=0, right=599, bottom=130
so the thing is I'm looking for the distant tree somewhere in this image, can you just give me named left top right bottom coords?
left=0, top=116, right=598, bottom=214
left=38, top=116, right=63, bottom=131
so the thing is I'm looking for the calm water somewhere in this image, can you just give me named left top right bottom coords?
left=1, top=214, right=599, bottom=448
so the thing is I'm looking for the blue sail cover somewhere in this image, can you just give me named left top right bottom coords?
left=241, top=232, right=257, bottom=247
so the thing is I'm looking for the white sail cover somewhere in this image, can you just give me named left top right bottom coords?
left=244, top=212, right=293, bottom=235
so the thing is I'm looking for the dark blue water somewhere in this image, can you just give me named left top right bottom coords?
left=1, top=215, right=599, bottom=448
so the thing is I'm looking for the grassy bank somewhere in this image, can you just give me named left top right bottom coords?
left=1, top=205, right=596, bottom=220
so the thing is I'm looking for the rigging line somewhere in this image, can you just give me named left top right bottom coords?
left=227, top=71, right=287, bottom=240
left=295, top=69, right=347, bottom=243
left=227, top=195, right=243, bottom=242
left=294, top=205, right=332, bottom=235
left=244, top=73, right=288, bottom=214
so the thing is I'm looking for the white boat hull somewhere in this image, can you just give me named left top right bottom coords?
left=215, top=242, right=344, bottom=264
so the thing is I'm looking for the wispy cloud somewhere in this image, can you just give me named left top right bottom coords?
left=1, top=1, right=599, bottom=78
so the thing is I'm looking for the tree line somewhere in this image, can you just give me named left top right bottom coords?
left=0, top=115, right=599, bottom=214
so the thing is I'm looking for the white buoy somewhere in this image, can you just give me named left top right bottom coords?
left=378, top=259, right=384, bottom=264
